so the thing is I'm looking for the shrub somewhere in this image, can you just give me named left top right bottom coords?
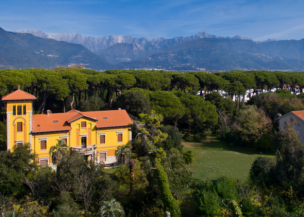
left=249, top=157, right=275, bottom=186
left=182, top=135, right=195, bottom=142
left=256, top=134, right=273, bottom=152
left=214, top=177, right=238, bottom=200
left=241, top=198, right=256, bottom=216
left=275, top=89, right=295, bottom=98
left=157, top=125, right=183, bottom=151
left=193, top=133, right=206, bottom=142
left=183, top=151, right=194, bottom=164
left=192, top=178, right=238, bottom=216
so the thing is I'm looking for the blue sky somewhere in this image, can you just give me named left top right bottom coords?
left=1, top=0, right=304, bottom=41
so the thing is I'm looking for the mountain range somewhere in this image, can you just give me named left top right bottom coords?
left=0, top=28, right=110, bottom=70
left=1, top=28, right=304, bottom=71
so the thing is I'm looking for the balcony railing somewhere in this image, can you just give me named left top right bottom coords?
left=70, top=144, right=97, bottom=155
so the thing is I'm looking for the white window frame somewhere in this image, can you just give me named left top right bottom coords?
left=15, top=140, right=24, bottom=146
left=98, top=151, right=107, bottom=163
left=117, top=132, right=123, bottom=143
left=39, top=138, right=47, bottom=150
left=99, top=133, right=106, bottom=144
left=80, top=135, right=87, bottom=147
left=39, top=157, right=49, bottom=166
left=16, top=122, right=23, bottom=133
left=81, top=121, right=87, bottom=129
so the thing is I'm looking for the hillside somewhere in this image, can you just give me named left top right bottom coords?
left=97, top=43, right=155, bottom=64
left=116, top=38, right=304, bottom=71
left=0, top=28, right=111, bottom=70
left=8, top=28, right=304, bottom=71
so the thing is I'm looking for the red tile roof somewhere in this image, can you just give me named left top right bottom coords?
left=32, top=109, right=133, bottom=133
left=2, top=89, right=36, bottom=101
left=291, top=111, right=304, bottom=122
left=66, top=111, right=98, bottom=123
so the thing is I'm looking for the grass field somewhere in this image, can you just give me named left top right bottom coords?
left=183, top=137, right=274, bottom=181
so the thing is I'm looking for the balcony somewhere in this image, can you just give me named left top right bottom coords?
left=70, top=144, right=97, bottom=155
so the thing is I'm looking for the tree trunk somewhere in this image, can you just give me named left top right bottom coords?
left=110, top=91, right=114, bottom=108
left=186, top=124, right=191, bottom=137
left=70, top=93, right=75, bottom=110
left=63, top=99, right=66, bottom=113
left=84, top=205, right=89, bottom=217
left=38, top=92, right=50, bottom=114
left=129, top=159, right=136, bottom=196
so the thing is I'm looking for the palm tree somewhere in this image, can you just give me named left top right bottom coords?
left=49, top=139, right=69, bottom=164
left=100, top=199, right=124, bottom=217
left=115, top=144, right=132, bottom=165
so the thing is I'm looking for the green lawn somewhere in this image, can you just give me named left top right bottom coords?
left=184, top=137, right=274, bottom=181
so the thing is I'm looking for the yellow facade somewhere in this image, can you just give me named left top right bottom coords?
left=6, top=101, right=33, bottom=150
left=6, top=100, right=132, bottom=167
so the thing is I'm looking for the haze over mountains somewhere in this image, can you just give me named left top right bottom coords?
left=18, top=30, right=223, bottom=53
left=1, top=28, right=304, bottom=71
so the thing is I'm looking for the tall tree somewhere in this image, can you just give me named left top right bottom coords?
left=150, top=91, right=185, bottom=126
left=193, top=72, right=227, bottom=95
left=119, top=90, right=151, bottom=118
left=60, top=70, right=88, bottom=110
left=171, top=73, right=200, bottom=92
left=179, top=94, right=218, bottom=135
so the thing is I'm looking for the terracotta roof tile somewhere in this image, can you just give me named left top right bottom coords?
left=32, top=113, right=73, bottom=133
left=66, top=111, right=98, bottom=123
left=292, top=111, right=304, bottom=122
left=82, top=110, right=133, bottom=128
left=32, top=109, right=133, bottom=133
left=2, top=89, right=36, bottom=101
left=66, top=109, right=80, bottom=113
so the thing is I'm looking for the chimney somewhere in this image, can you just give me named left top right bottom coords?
left=18, top=85, right=20, bottom=90
left=118, top=108, right=121, bottom=110
left=47, top=110, right=51, bottom=116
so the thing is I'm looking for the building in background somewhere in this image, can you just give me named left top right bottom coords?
left=279, top=111, right=304, bottom=144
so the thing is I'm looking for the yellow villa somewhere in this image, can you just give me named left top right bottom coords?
left=2, top=86, right=133, bottom=167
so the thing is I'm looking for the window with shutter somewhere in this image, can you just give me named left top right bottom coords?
left=118, top=133, right=123, bottom=142
left=81, top=122, right=86, bottom=128
left=17, top=122, right=22, bottom=132
left=23, top=105, right=26, bottom=115
left=99, top=153, right=106, bottom=162
left=13, top=106, right=16, bottom=116
left=100, top=135, right=105, bottom=144
left=17, top=106, right=22, bottom=115
left=41, top=140, right=47, bottom=150
left=40, top=159, right=48, bottom=167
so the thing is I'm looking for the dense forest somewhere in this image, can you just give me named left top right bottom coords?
left=1, top=69, right=304, bottom=216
